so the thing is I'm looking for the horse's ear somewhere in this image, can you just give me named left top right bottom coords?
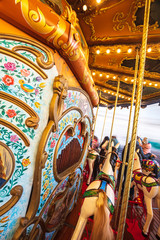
left=136, top=149, right=140, bottom=153
left=115, top=143, right=120, bottom=149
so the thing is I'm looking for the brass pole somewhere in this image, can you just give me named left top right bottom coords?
left=114, top=47, right=139, bottom=229
left=116, top=0, right=151, bottom=239
left=100, top=107, right=108, bottom=143
left=108, top=78, right=120, bottom=149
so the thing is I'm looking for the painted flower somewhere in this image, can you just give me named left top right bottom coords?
left=4, top=62, right=16, bottom=71
left=34, top=102, right=41, bottom=109
left=68, top=92, right=71, bottom=98
left=2, top=75, right=14, bottom=86
left=42, top=188, right=49, bottom=200
left=35, top=89, right=39, bottom=96
left=36, top=76, right=42, bottom=82
left=39, top=82, right=46, bottom=88
left=6, top=109, right=17, bottom=118
left=22, top=158, right=31, bottom=167
left=43, top=171, right=46, bottom=176
left=43, top=180, right=49, bottom=189
left=10, top=135, right=19, bottom=142
left=50, top=140, right=56, bottom=148
left=20, top=69, right=30, bottom=77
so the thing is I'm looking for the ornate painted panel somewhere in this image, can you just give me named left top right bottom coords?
left=0, top=28, right=94, bottom=240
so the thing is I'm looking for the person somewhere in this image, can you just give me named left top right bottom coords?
left=141, top=137, right=151, bottom=154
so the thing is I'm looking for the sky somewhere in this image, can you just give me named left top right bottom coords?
left=93, top=103, right=160, bottom=147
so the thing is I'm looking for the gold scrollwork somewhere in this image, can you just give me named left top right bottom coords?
left=113, top=0, right=159, bottom=32
left=0, top=91, right=40, bottom=129
left=0, top=119, right=30, bottom=147
left=15, top=0, right=55, bottom=34
left=12, top=46, right=54, bottom=70
left=49, top=75, right=68, bottom=131
left=0, top=47, right=48, bottom=79
left=0, top=34, right=55, bottom=70
left=0, top=185, right=23, bottom=216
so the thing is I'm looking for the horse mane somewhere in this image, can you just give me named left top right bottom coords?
left=91, top=191, right=114, bottom=240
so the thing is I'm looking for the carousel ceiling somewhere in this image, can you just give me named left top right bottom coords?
left=67, top=0, right=160, bottom=108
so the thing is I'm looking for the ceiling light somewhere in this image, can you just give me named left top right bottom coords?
left=149, top=82, right=152, bottom=85
left=92, top=72, right=95, bottom=76
left=147, top=47, right=152, bottom=53
left=155, top=83, right=158, bottom=86
left=96, top=0, right=101, bottom=3
left=131, top=79, right=134, bottom=82
left=96, top=49, right=100, bottom=54
left=128, top=48, right=132, bottom=53
left=106, top=49, right=110, bottom=54
left=104, top=90, right=106, bottom=92
left=122, top=96, right=124, bottom=98
left=108, top=91, right=110, bottom=94
left=125, top=78, right=128, bottom=81
left=143, top=81, right=146, bottom=84
left=99, top=73, right=102, bottom=77
left=113, top=76, right=116, bottom=79
left=106, top=75, right=109, bottom=78
left=128, top=98, right=131, bottom=100
left=117, top=48, right=121, bottom=53
left=112, top=92, right=114, bottom=95
left=83, top=5, right=87, bottom=11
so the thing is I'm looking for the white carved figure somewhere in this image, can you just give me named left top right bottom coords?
left=71, top=143, right=120, bottom=240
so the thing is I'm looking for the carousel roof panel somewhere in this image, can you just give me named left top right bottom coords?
left=68, top=0, right=160, bottom=107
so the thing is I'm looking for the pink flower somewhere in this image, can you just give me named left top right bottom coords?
left=20, top=69, right=30, bottom=77
left=69, top=92, right=71, bottom=98
left=35, top=89, right=39, bottom=96
left=4, top=62, right=16, bottom=71
left=2, top=75, right=14, bottom=86
left=6, top=109, right=17, bottom=118
left=50, top=140, right=56, bottom=148
left=10, top=135, right=19, bottom=142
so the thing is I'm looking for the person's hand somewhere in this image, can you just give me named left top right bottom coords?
left=151, top=153, right=157, bottom=158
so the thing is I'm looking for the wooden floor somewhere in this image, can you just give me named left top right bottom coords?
left=54, top=180, right=160, bottom=240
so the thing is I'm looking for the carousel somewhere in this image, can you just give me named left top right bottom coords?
left=0, top=0, right=160, bottom=239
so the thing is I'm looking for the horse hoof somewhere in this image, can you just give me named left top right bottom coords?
left=156, top=234, right=160, bottom=240
left=142, top=231, right=148, bottom=237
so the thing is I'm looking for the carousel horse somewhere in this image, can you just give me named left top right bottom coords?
left=71, top=143, right=120, bottom=240
left=131, top=151, right=160, bottom=239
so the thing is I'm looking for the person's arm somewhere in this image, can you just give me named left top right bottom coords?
left=101, top=140, right=109, bottom=149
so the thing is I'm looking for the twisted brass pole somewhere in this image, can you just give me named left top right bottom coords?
left=116, top=0, right=151, bottom=239
left=108, top=78, right=120, bottom=149
left=100, top=107, right=108, bottom=143
left=114, top=47, right=139, bottom=229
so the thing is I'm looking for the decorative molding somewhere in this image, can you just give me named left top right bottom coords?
left=49, top=75, right=68, bottom=131
left=0, top=141, right=15, bottom=189
left=0, top=46, right=48, bottom=79
left=0, top=91, right=40, bottom=129
left=53, top=115, right=88, bottom=182
left=0, top=119, right=30, bottom=147
left=0, top=185, right=23, bottom=216
left=0, top=34, right=55, bottom=70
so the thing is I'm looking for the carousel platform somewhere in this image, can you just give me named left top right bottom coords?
left=55, top=181, right=160, bottom=240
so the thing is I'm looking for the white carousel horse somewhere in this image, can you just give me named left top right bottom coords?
left=71, top=143, right=120, bottom=240
left=131, top=152, right=160, bottom=238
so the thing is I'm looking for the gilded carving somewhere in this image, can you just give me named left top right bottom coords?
left=0, top=119, right=30, bottom=147
left=113, top=0, right=158, bottom=32
left=15, top=0, right=55, bottom=34
left=49, top=75, right=68, bottom=131
left=0, top=47, right=48, bottom=79
left=0, top=91, right=40, bottom=129
left=0, top=185, right=23, bottom=216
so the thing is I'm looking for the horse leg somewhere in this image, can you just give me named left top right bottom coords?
left=143, top=195, right=153, bottom=236
left=156, top=194, right=160, bottom=239
left=71, top=215, right=88, bottom=240
left=87, top=159, right=94, bottom=185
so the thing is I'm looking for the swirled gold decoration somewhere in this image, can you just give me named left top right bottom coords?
left=15, top=0, right=55, bottom=34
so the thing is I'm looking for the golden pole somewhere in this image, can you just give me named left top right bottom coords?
left=108, top=78, right=120, bottom=149
left=100, top=107, right=108, bottom=143
left=116, top=0, right=151, bottom=239
left=114, top=47, right=139, bottom=229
